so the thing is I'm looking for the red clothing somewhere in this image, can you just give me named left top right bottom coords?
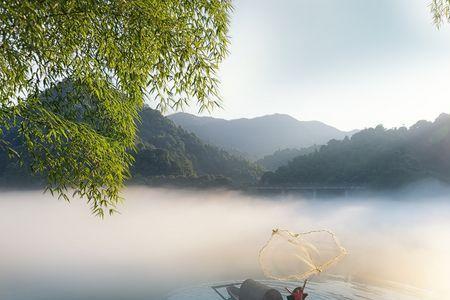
left=292, top=290, right=304, bottom=300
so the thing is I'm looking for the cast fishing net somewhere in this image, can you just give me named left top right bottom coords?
left=259, top=229, right=347, bottom=281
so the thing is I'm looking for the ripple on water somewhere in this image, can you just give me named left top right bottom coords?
left=165, top=276, right=431, bottom=300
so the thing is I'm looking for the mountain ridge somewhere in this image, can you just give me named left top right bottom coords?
left=168, top=112, right=357, bottom=159
left=262, top=113, right=450, bottom=188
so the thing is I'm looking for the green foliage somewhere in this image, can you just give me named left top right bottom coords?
left=131, top=107, right=262, bottom=185
left=0, top=107, right=262, bottom=191
left=257, top=146, right=320, bottom=171
left=431, top=0, right=450, bottom=27
left=262, top=114, right=450, bottom=188
left=0, top=1, right=231, bottom=216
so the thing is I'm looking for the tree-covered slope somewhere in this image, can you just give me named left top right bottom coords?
left=0, top=127, right=39, bottom=187
left=132, top=108, right=262, bottom=185
left=0, top=107, right=262, bottom=188
left=262, top=114, right=450, bottom=188
left=256, top=146, right=320, bottom=171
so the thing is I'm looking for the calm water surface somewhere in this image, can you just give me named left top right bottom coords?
left=167, top=277, right=429, bottom=300
left=0, top=186, right=448, bottom=299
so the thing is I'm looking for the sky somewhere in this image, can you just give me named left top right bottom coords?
left=165, top=0, right=450, bottom=131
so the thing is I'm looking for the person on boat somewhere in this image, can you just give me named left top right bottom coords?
left=291, top=287, right=307, bottom=300
left=286, top=281, right=308, bottom=300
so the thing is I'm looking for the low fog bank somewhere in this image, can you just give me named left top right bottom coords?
left=1, top=185, right=449, bottom=299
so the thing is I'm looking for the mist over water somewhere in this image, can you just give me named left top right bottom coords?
left=1, top=186, right=449, bottom=299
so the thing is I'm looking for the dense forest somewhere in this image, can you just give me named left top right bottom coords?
left=261, top=114, right=450, bottom=188
left=0, top=127, right=37, bottom=187
left=257, top=146, right=320, bottom=171
left=131, top=108, right=262, bottom=186
left=0, top=105, right=262, bottom=189
left=2, top=81, right=450, bottom=192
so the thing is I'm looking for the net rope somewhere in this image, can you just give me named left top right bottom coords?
left=259, top=229, right=347, bottom=281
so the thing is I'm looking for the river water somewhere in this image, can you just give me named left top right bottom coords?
left=0, top=186, right=449, bottom=299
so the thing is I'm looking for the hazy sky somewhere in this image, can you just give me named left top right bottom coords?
left=166, top=0, right=450, bottom=131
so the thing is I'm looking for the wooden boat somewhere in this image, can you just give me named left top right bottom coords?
left=213, top=279, right=298, bottom=300
left=226, top=285, right=240, bottom=300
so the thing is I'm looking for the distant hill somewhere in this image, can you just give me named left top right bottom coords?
left=132, top=108, right=262, bottom=186
left=257, top=146, right=320, bottom=171
left=0, top=86, right=262, bottom=188
left=261, top=114, right=450, bottom=188
left=168, top=112, right=356, bottom=159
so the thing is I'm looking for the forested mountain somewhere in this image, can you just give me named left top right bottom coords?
left=257, top=146, right=320, bottom=171
left=3, top=85, right=450, bottom=192
left=0, top=107, right=262, bottom=188
left=131, top=108, right=262, bottom=186
left=0, top=127, right=37, bottom=187
left=261, top=114, right=450, bottom=188
left=168, top=112, right=356, bottom=159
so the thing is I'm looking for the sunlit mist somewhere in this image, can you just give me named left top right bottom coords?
left=1, top=187, right=449, bottom=299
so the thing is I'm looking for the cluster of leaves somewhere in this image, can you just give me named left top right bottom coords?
left=0, top=107, right=262, bottom=192
left=0, top=1, right=231, bottom=216
left=431, top=0, right=450, bottom=27
left=262, top=114, right=450, bottom=188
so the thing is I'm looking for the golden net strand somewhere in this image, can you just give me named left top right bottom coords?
left=259, top=228, right=347, bottom=281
